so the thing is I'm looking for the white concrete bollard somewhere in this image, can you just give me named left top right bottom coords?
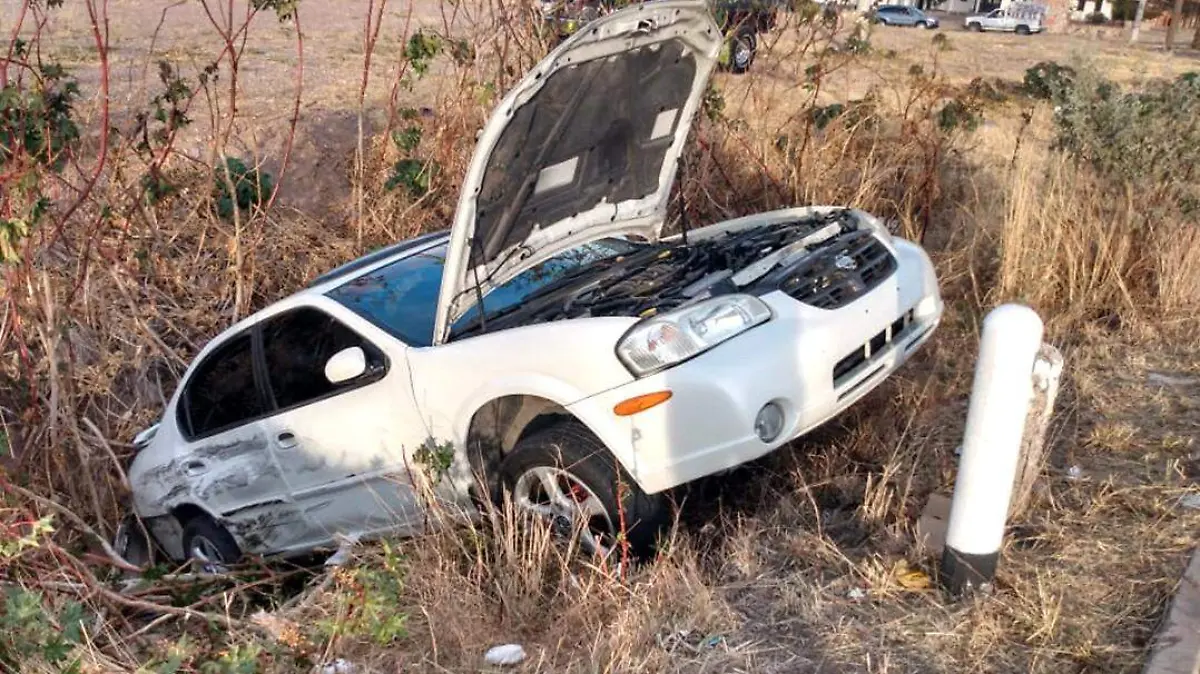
left=941, top=304, right=1045, bottom=595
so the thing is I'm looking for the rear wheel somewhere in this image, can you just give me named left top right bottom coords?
left=181, top=514, right=241, bottom=572
left=499, top=422, right=670, bottom=561
left=1015, top=24, right=1031, bottom=34
left=729, top=30, right=756, bottom=74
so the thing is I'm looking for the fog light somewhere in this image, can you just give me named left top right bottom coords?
left=755, top=402, right=785, bottom=443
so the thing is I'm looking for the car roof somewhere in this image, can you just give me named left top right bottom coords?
left=306, top=229, right=450, bottom=289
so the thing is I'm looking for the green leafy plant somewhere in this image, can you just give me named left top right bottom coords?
left=1023, top=61, right=1076, bottom=100
left=405, top=31, right=443, bottom=78
left=702, top=83, right=726, bottom=123
left=0, top=588, right=86, bottom=672
left=0, top=515, right=53, bottom=558
left=198, top=643, right=263, bottom=674
left=250, top=0, right=299, bottom=21
left=318, top=542, right=409, bottom=646
left=392, top=125, right=423, bottom=153
left=0, top=54, right=81, bottom=264
left=385, top=158, right=437, bottom=198
left=414, top=439, right=456, bottom=483
left=937, top=98, right=980, bottom=132
left=0, top=63, right=81, bottom=171
left=212, top=156, right=274, bottom=220
left=1050, top=69, right=1200, bottom=196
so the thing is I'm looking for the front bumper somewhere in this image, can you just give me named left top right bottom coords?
left=567, top=237, right=942, bottom=494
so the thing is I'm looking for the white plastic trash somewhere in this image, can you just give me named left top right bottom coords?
left=485, top=644, right=527, bottom=666
left=318, top=659, right=354, bottom=674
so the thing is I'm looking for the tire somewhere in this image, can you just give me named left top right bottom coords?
left=729, top=30, right=756, bottom=74
left=499, top=422, right=671, bottom=561
left=181, top=514, right=241, bottom=571
left=1015, top=24, right=1031, bottom=35
left=921, top=20, right=937, bottom=29
left=968, top=22, right=982, bottom=31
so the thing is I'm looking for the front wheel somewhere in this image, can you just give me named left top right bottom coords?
left=968, top=22, right=982, bottom=31
left=499, top=422, right=671, bottom=561
left=920, top=20, right=937, bottom=29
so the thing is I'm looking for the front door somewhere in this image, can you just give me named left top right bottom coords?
left=256, top=303, right=429, bottom=550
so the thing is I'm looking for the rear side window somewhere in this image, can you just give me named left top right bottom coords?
left=326, top=244, right=447, bottom=347
left=182, top=332, right=265, bottom=438
left=261, top=307, right=386, bottom=410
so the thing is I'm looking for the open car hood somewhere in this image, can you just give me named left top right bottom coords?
left=433, top=0, right=722, bottom=343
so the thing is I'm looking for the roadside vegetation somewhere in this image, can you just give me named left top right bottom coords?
left=1, top=1, right=1198, bottom=672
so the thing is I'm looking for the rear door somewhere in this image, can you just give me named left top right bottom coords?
left=256, top=303, right=429, bottom=549
left=173, top=329, right=304, bottom=552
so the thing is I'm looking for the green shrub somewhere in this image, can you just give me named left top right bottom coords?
left=1023, top=61, right=1076, bottom=100
left=1049, top=67, right=1200, bottom=218
left=0, top=588, right=86, bottom=672
left=385, top=158, right=438, bottom=198
left=212, top=157, right=274, bottom=220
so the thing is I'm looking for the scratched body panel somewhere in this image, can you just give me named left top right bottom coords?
left=138, top=425, right=308, bottom=554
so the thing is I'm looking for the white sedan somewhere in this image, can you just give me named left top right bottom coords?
left=117, top=0, right=943, bottom=569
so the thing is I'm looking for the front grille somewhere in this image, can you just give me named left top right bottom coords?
left=780, top=231, right=897, bottom=310
left=833, top=308, right=915, bottom=387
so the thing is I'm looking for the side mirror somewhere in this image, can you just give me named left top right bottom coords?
left=324, top=346, right=367, bottom=384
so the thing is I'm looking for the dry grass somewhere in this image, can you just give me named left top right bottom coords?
left=2, top=1, right=1199, bottom=672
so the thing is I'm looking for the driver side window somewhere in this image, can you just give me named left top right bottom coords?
left=260, top=307, right=387, bottom=411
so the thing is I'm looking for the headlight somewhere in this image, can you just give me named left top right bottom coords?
left=852, top=209, right=894, bottom=244
left=616, top=294, right=772, bottom=377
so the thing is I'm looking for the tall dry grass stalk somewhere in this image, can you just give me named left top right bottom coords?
left=996, top=149, right=1199, bottom=331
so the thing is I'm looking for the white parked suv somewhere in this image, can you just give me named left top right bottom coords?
left=964, top=8, right=1042, bottom=34
left=116, top=0, right=943, bottom=568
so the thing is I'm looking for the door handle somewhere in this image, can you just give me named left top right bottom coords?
left=276, top=431, right=298, bottom=450
left=182, top=459, right=208, bottom=476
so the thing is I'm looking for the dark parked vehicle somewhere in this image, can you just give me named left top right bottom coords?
left=871, top=4, right=940, bottom=28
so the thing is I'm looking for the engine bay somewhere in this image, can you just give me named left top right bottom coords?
left=451, top=208, right=895, bottom=338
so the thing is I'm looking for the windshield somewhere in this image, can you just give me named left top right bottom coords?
left=328, top=237, right=641, bottom=345
left=453, top=237, right=642, bottom=335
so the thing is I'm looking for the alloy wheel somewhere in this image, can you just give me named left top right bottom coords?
left=512, top=466, right=617, bottom=558
left=189, top=534, right=229, bottom=574
left=733, top=41, right=752, bottom=70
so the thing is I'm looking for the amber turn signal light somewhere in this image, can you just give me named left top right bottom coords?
left=613, top=391, right=673, bottom=416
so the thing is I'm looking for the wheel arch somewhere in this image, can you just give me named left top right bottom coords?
left=132, top=502, right=220, bottom=561
left=463, top=393, right=604, bottom=502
